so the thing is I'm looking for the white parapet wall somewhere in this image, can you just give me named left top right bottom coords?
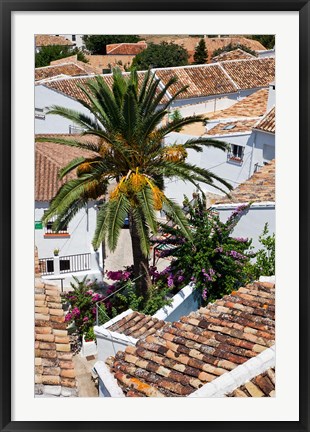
left=94, top=361, right=125, bottom=397
left=94, top=309, right=138, bottom=362
left=153, top=283, right=200, bottom=322
left=95, top=285, right=201, bottom=363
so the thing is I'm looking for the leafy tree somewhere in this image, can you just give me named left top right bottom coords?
left=250, top=223, right=275, bottom=278
left=193, top=38, right=208, bottom=64
left=248, top=35, right=275, bottom=50
left=37, top=68, right=231, bottom=294
left=132, top=42, right=189, bottom=70
left=82, top=35, right=141, bottom=54
left=35, top=46, right=88, bottom=68
left=212, top=43, right=257, bottom=59
left=153, top=196, right=254, bottom=302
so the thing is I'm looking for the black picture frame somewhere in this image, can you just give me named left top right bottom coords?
left=1, top=1, right=309, bottom=431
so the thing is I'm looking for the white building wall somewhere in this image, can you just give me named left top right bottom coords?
left=35, top=85, right=95, bottom=134
left=35, top=201, right=98, bottom=258
left=164, top=131, right=264, bottom=204
left=212, top=204, right=275, bottom=251
left=170, top=88, right=259, bottom=114
left=57, top=34, right=85, bottom=49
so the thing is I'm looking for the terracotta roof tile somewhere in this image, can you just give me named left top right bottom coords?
left=215, top=159, right=275, bottom=204
left=206, top=119, right=258, bottom=135
left=35, top=35, right=73, bottom=47
left=220, top=57, right=275, bottom=90
left=107, top=281, right=275, bottom=397
left=35, top=135, right=97, bottom=201
left=207, top=88, right=268, bottom=119
left=43, top=71, right=169, bottom=105
left=254, top=107, right=275, bottom=133
left=154, top=64, right=237, bottom=99
left=41, top=58, right=274, bottom=103
left=227, top=367, right=275, bottom=397
left=35, top=279, right=77, bottom=397
left=35, top=63, right=91, bottom=81
left=212, top=48, right=256, bottom=62
left=107, top=311, right=166, bottom=339
left=106, top=42, right=147, bottom=55
left=50, top=55, right=102, bottom=75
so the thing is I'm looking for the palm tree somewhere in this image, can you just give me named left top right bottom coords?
left=37, top=68, right=232, bottom=294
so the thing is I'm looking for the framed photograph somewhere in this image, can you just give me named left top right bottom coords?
left=1, top=0, right=309, bottom=430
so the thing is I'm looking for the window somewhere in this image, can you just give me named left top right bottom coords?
left=72, top=35, right=76, bottom=41
left=35, top=107, right=45, bottom=120
left=227, top=144, right=245, bottom=164
left=222, top=124, right=236, bottom=131
left=44, top=212, right=69, bottom=236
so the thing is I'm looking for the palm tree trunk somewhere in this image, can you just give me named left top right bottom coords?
left=129, top=211, right=151, bottom=296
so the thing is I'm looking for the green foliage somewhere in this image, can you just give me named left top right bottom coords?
left=39, top=67, right=231, bottom=290
left=132, top=42, right=189, bottom=70
left=248, top=35, right=275, bottom=50
left=62, top=275, right=108, bottom=337
left=212, top=43, right=257, bottom=59
left=82, top=35, right=141, bottom=54
left=250, top=223, right=275, bottom=278
left=84, top=327, right=95, bottom=342
left=157, top=195, right=254, bottom=302
left=109, top=280, right=172, bottom=317
left=35, top=46, right=88, bottom=68
left=193, top=38, right=208, bottom=64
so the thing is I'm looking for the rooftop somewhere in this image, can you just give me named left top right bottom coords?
left=50, top=55, right=102, bottom=75
left=227, top=367, right=275, bottom=397
left=206, top=119, right=259, bottom=136
left=215, top=159, right=275, bottom=204
left=212, top=48, right=256, bottom=63
left=106, top=280, right=275, bottom=397
left=35, top=35, right=73, bottom=47
left=106, top=41, right=147, bottom=55
left=35, top=135, right=97, bottom=201
left=254, top=106, right=275, bottom=134
left=35, top=63, right=92, bottom=81
left=220, top=57, right=275, bottom=90
left=35, top=278, right=77, bottom=397
left=106, top=311, right=166, bottom=339
left=207, top=88, right=269, bottom=120
left=40, top=57, right=275, bottom=103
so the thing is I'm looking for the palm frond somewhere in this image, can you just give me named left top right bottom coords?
left=45, top=105, right=99, bottom=130
left=107, top=194, right=131, bottom=252
left=58, top=157, right=87, bottom=179
left=162, top=197, right=193, bottom=241
left=92, top=202, right=109, bottom=250
left=131, top=207, right=150, bottom=257
left=136, top=186, right=158, bottom=234
left=35, top=136, right=100, bottom=153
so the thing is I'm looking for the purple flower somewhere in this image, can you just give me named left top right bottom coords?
left=72, top=307, right=80, bottom=316
left=65, top=312, right=72, bottom=322
left=167, top=275, right=174, bottom=288
left=83, top=316, right=89, bottom=322
left=233, top=237, right=248, bottom=243
left=214, top=247, right=223, bottom=253
left=202, top=288, right=208, bottom=301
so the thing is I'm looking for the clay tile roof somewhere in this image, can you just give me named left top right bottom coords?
left=227, top=367, right=275, bottom=397
left=35, top=63, right=92, bottom=81
left=35, top=278, right=77, bottom=397
left=220, top=57, right=275, bottom=90
left=154, top=64, right=238, bottom=99
left=50, top=56, right=102, bottom=75
left=215, top=159, right=275, bottom=204
left=106, top=42, right=147, bottom=55
left=212, top=48, right=255, bottom=62
left=107, top=311, right=166, bottom=339
left=207, top=88, right=269, bottom=120
left=35, top=35, right=74, bottom=47
left=107, top=281, right=275, bottom=397
left=254, top=107, right=275, bottom=133
left=206, top=119, right=258, bottom=135
left=43, top=71, right=169, bottom=105
left=35, top=135, right=98, bottom=201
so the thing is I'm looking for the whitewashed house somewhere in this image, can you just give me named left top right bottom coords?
left=35, top=136, right=104, bottom=288
left=165, top=83, right=275, bottom=203
left=210, top=159, right=275, bottom=251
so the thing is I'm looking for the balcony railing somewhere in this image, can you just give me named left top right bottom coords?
left=60, top=253, right=91, bottom=274
left=39, top=257, right=54, bottom=275
left=39, top=253, right=91, bottom=276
